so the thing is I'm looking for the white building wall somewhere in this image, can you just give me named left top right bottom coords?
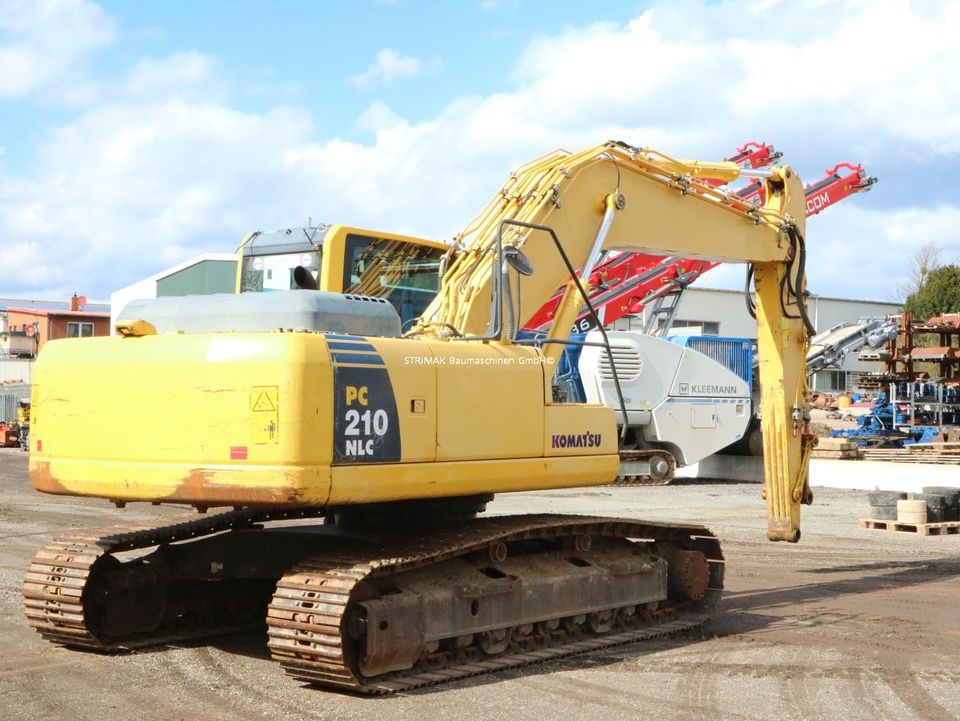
left=110, top=276, right=158, bottom=332
left=0, top=360, right=33, bottom=384
left=620, top=287, right=901, bottom=390
left=665, top=287, right=758, bottom=338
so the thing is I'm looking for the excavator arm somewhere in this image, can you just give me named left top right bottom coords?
left=739, top=162, right=877, bottom=215
left=524, top=140, right=781, bottom=334
left=414, top=141, right=813, bottom=542
left=524, top=156, right=875, bottom=335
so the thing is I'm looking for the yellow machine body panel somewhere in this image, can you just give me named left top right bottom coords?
left=29, top=332, right=618, bottom=506
left=30, top=333, right=334, bottom=505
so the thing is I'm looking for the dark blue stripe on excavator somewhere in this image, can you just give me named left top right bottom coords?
left=327, top=341, right=378, bottom=352
left=324, top=334, right=366, bottom=341
left=331, top=352, right=385, bottom=365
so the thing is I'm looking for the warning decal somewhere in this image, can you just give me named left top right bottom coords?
left=251, top=390, right=276, bottom=412
left=250, top=386, right=279, bottom=444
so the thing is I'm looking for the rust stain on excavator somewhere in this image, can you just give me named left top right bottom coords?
left=29, top=462, right=73, bottom=496
left=163, top=467, right=312, bottom=506
left=31, top=462, right=311, bottom=506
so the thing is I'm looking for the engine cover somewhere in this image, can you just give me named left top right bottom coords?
left=118, top=290, right=402, bottom=338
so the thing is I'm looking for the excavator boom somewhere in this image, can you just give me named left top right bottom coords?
left=523, top=140, right=781, bottom=334
left=525, top=156, right=875, bottom=335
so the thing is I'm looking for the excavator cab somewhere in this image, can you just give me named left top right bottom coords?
left=236, top=224, right=449, bottom=328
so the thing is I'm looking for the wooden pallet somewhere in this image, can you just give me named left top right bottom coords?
left=859, top=443, right=960, bottom=463
left=859, top=518, right=960, bottom=536
left=907, top=442, right=960, bottom=454
left=810, top=449, right=861, bottom=459
left=859, top=450, right=960, bottom=464
left=816, top=438, right=858, bottom=450
left=811, top=438, right=862, bottom=460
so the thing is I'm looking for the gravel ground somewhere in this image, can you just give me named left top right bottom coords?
left=2, top=447, right=959, bottom=721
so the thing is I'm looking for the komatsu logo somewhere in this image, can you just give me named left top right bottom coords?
left=551, top=433, right=602, bottom=449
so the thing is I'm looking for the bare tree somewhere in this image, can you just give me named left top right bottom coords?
left=897, top=240, right=943, bottom=302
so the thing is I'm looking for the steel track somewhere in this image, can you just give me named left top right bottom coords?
left=25, top=509, right=723, bottom=693
left=267, top=514, right=723, bottom=693
left=23, top=507, right=325, bottom=650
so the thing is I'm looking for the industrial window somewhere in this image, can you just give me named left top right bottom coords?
left=670, top=320, right=720, bottom=336
left=342, top=233, right=443, bottom=327
left=813, top=370, right=847, bottom=392
left=67, top=322, right=94, bottom=338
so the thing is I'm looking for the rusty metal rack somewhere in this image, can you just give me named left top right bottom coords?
left=857, top=313, right=960, bottom=429
left=863, top=313, right=960, bottom=382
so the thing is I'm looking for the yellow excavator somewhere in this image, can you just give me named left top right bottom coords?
left=23, top=141, right=814, bottom=693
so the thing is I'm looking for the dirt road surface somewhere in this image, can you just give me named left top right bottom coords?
left=2, top=447, right=958, bottom=720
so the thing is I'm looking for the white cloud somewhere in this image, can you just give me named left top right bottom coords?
left=355, top=100, right=405, bottom=132
left=815, top=203, right=960, bottom=294
left=122, top=51, right=219, bottom=100
left=347, top=49, right=423, bottom=89
left=0, top=102, right=320, bottom=298
left=0, top=0, right=116, bottom=99
left=56, top=50, right=223, bottom=109
left=3, top=0, right=960, bottom=303
left=698, top=201, right=960, bottom=303
left=504, top=2, right=960, bottom=159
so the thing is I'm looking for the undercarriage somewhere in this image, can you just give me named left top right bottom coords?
left=24, top=500, right=723, bottom=694
left=615, top=448, right=678, bottom=485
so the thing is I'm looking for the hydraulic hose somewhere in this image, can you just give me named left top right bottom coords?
left=744, top=264, right=756, bottom=319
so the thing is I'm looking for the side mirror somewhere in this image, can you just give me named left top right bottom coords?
left=504, top=246, right=534, bottom=276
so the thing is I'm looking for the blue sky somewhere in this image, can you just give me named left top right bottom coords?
left=1, top=0, right=958, bottom=303
left=2, top=1, right=644, bottom=167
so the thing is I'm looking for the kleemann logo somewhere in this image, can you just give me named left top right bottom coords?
left=677, top=382, right=738, bottom=395
left=551, top=432, right=602, bottom=449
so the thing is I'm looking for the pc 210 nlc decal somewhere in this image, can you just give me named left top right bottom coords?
left=333, top=366, right=401, bottom=463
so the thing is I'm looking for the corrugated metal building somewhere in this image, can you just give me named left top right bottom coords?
left=0, top=383, right=30, bottom=423
left=110, top=253, right=237, bottom=331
